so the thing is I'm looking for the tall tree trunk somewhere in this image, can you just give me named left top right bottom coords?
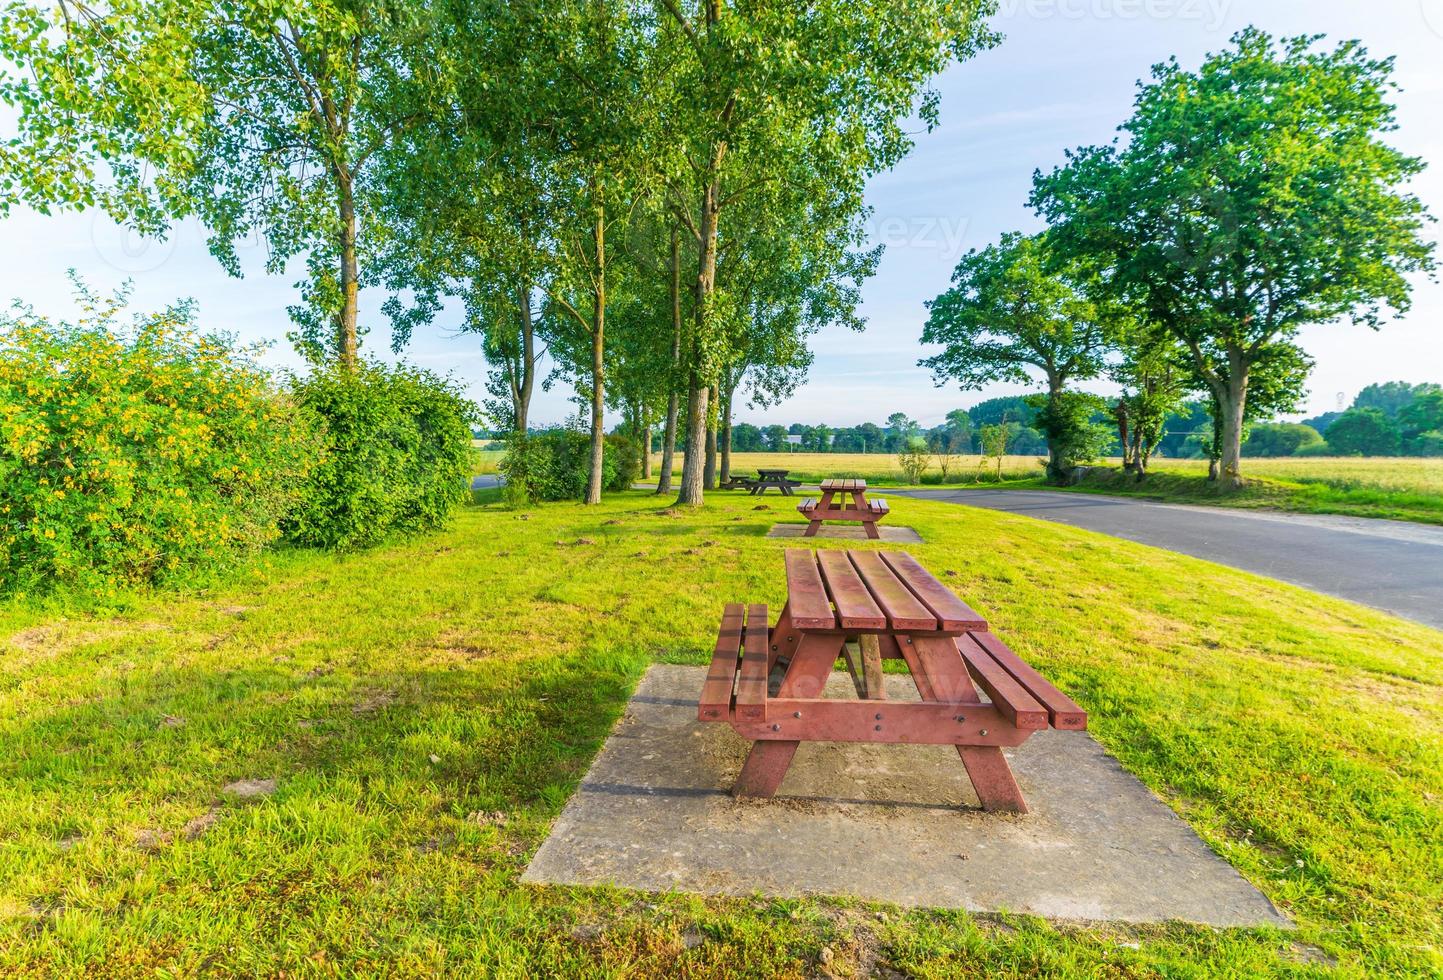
left=720, top=386, right=733, bottom=483
left=656, top=229, right=682, bottom=495
left=337, top=175, right=359, bottom=369
left=586, top=200, right=606, bottom=506
left=677, top=366, right=709, bottom=506
left=640, top=407, right=652, bottom=480
left=1043, top=375, right=1066, bottom=485
left=704, top=382, right=719, bottom=490
left=512, top=282, right=534, bottom=436
left=675, top=168, right=723, bottom=506
left=1217, top=352, right=1248, bottom=489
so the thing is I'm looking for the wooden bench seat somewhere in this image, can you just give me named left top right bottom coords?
left=796, top=497, right=819, bottom=514
left=869, top=498, right=888, bottom=514
left=698, top=602, right=768, bottom=722
left=959, top=631, right=1087, bottom=730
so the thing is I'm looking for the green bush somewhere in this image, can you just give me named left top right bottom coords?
left=0, top=289, right=321, bottom=597
left=1027, top=391, right=1112, bottom=483
left=604, top=434, right=639, bottom=493
left=500, top=427, right=624, bottom=504
left=285, top=363, right=477, bottom=550
left=897, top=439, right=931, bottom=484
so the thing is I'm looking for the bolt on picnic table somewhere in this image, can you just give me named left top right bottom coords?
left=797, top=478, right=889, bottom=539
left=697, top=549, right=1087, bottom=813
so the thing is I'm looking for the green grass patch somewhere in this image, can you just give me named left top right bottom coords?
left=1057, top=462, right=1443, bottom=525
left=3, top=492, right=1439, bottom=975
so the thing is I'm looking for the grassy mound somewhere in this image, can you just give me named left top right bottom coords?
left=1, top=491, right=1439, bottom=975
left=1068, top=465, right=1443, bottom=525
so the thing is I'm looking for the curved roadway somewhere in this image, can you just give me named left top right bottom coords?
left=892, top=488, right=1443, bottom=631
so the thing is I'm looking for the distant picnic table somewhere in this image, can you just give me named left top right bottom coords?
left=722, top=468, right=801, bottom=496
left=698, top=549, right=1087, bottom=813
left=797, top=478, right=888, bottom=538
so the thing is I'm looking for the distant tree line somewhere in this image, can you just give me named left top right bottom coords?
left=478, top=378, right=1443, bottom=461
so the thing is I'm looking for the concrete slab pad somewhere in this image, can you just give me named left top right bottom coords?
left=766, top=524, right=924, bottom=543
left=524, top=665, right=1290, bottom=928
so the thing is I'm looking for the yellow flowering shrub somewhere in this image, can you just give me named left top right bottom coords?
left=0, top=286, right=322, bottom=596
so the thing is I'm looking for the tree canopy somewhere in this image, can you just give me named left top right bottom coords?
left=1032, top=28, right=1436, bottom=485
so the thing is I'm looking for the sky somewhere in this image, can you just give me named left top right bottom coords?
left=2, top=0, right=1441, bottom=429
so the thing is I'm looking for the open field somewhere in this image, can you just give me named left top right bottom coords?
left=474, top=448, right=1046, bottom=483
left=2, top=491, right=1440, bottom=975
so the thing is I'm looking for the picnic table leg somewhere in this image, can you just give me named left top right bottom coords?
left=803, top=489, right=833, bottom=538
left=767, top=603, right=798, bottom=670
left=733, top=741, right=800, bottom=797
left=902, top=635, right=1028, bottom=814
left=853, top=490, right=880, bottom=539
left=732, top=633, right=844, bottom=798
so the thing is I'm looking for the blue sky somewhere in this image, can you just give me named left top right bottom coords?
left=3, top=0, right=1441, bottom=428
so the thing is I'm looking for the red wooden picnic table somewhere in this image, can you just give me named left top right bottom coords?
left=797, top=478, right=888, bottom=538
left=697, top=549, right=1086, bottom=813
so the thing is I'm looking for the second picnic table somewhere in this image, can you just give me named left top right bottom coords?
left=797, top=478, right=888, bottom=538
left=748, top=468, right=801, bottom=496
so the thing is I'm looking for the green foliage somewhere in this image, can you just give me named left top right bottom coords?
left=896, top=439, right=931, bottom=484
left=603, top=434, right=639, bottom=493
left=0, top=287, right=319, bottom=597
left=967, top=395, right=1038, bottom=427
left=499, top=428, right=621, bottom=505
left=0, top=0, right=436, bottom=364
left=1242, top=423, right=1325, bottom=458
left=1397, top=390, right=1443, bottom=454
left=1027, top=391, right=1112, bottom=482
left=1033, top=28, right=1436, bottom=479
left=285, top=363, right=476, bottom=550
left=921, top=232, right=1107, bottom=394
left=1325, top=408, right=1402, bottom=457
left=1353, top=381, right=1440, bottom=418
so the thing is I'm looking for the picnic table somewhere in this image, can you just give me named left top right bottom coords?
left=747, top=468, right=801, bottom=496
left=697, top=549, right=1087, bottom=813
left=797, top=478, right=888, bottom=539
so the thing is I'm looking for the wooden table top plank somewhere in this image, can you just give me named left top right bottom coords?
left=970, top=631, right=1088, bottom=729
left=879, top=552, right=987, bottom=632
left=784, top=550, right=837, bottom=629
left=816, top=549, right=887, bottom=629
left=698, top=603, right=745, bottom=721
left=820, top=477, right=867, bottom=491
left=846, top=550, right=938, bottom=631
left=734, top=603, right=771, bottom=722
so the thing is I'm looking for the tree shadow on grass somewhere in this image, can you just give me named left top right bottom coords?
left=0, top=644, right=650, bottom=857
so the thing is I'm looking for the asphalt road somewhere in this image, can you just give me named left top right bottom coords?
left=892, top=488, right=1443, bottom=631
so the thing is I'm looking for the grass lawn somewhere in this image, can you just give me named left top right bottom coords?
left=7, top=491, right=1437, bottom=976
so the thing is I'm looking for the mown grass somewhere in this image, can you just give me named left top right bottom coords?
left=2, top=491, right=1440, bottom=976
left=1057, top=457, right=1443, bottom=525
